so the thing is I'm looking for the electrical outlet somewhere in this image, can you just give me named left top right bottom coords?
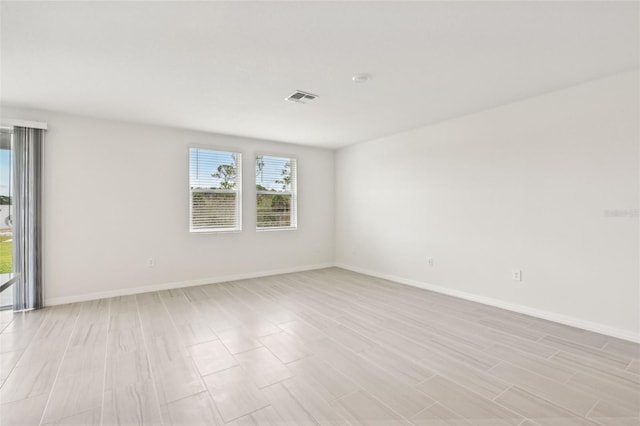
left=512, top=269, right=522, bottom=281
left=427, top=257, right=434, bottom=267
left=147, top=257, right=156, bottom=268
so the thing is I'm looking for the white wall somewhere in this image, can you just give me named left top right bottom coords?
left=3, top=71, right=638, bottom=340
left=336, top=71, right=640, bottom=339
left=0, top=107, right=335, bottom=304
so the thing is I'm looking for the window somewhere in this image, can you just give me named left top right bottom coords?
left=256, top=155, right=297, bottom=230
left=0, top=128, right=13, bottom=309
left=189, top=148, right=241, bottom=232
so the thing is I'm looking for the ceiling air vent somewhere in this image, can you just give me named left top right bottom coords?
left=286, top=90, right=319, bottom=104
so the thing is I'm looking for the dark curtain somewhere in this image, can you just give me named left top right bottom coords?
left=12, top=126, right=44, bottom=310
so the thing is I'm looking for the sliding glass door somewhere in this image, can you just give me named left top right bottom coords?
left=0, top=128, right=14, bottom=309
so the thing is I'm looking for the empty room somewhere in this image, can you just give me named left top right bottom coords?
left=0, top=1, right=638, bottom=425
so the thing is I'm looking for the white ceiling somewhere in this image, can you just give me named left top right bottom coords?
left=1, top=1, right=638, bottom=149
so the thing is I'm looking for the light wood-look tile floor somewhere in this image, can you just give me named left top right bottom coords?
left=0, top=268, right=638, bottom=425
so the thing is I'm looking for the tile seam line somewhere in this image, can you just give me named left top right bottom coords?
left=134, top=295, right=166, bottom=425
left=38, top=307, right=82, bottom=425
left=99, top=300, right=112, bottom=426
left=157, top=288, right=227, bottom=420
left=238, top=276, right=417, bottom=424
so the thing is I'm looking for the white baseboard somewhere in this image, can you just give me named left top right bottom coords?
left=45, top=263, right=334, bottom=306
left=45, top=261, right=639, bottom=343
left=335, top=263, right=640, bottom=344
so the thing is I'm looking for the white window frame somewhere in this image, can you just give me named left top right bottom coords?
left=189, top=147, right=242, bottom=233
left=255, top=153, right=297, bottom=231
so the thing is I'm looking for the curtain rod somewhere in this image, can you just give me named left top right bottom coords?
left=0, top=118, right=48, bottom=130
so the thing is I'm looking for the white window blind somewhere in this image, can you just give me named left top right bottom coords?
left=256, top=155, right=297, bottom=230
left=190, top=148, right=242, bottom=232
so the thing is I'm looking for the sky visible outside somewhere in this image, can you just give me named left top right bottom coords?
left=0, top=149, right=11, bottom=197
left=190, top=149, right=291, bottom=192
left=257, top=155, right=291, bottom=192
left=190, top=149, right=237, bottom=189
left=0, top=147, right=293, bottom=196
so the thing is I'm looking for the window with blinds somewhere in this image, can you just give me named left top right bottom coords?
left=256, top=155, right=297, bottom=230
left=189, top=148, right=242, bottom=232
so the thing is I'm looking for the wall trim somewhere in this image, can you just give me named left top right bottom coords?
left=45, top=260, right=639, bottom=343
left=45, top=263, right=333, bottom=306
left=335, top=263, right=640, bottom=343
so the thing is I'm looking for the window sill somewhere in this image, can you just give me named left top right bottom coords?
left=189, top=228, right=242, bottom=234
left=256, top=227, right=297, bottom=232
